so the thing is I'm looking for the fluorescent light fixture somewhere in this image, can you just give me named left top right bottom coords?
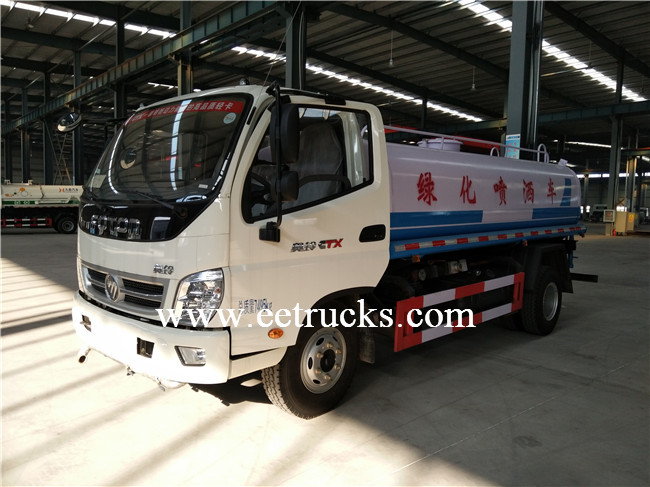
left=11, top=2, right=177, bottom=38
left=45, top=8, right=72, bottom=20
left=125, top=24, right=148, bottom=34
left=233, top=46, right=484, bottom=122
left=233, top=46, right=284, bottom=63
left=567, top=140, right=612, bottom=149
left=577, top=172, right=650, bottom=179
left=73, top=13, right=99, bottom=25
left=149, top=29, right=172, bottom=38
left=454, top=1, right=646, bottom=102
left=14, top=2, right=44, bottom=14
left=147, top=82, right=176, bottom=90
left=551, top=140, right=637, bottom=150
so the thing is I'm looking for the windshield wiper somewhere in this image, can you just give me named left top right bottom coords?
left=129, top=191, right=188, bottom=218
left=130, top=191, right=175, bottom=210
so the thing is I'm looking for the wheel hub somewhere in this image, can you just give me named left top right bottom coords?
left=300, top=328, right=347, bottom=394
left=542, top=282, right=559, bottom=321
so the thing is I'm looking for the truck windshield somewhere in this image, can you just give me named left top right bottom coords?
left=87, top=95, right=250, bottom=202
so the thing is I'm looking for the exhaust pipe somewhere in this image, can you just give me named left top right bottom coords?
left=77, top=347, right=91, bottom=363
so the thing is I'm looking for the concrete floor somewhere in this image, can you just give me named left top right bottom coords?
left=1, top=224, right=648, bottom=486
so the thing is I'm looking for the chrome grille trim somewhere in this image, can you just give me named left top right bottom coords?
left=80, top=263, right=168, bottom=318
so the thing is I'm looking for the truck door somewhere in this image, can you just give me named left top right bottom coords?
left=229, top=102, right=390, bottom=352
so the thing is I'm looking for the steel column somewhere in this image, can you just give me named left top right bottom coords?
left=3, top=100, right=13, bottom=182
left=21, top=89, right=30, bottom=182
left=505, top=0, right=544, bottom=151
left=420, top=91, right=428, bottom=130
left=73, top=51, right=84, bottom=185
left=285, top=3, right=306, bottom=89
left=114, top=15, right=127, bottom=119
left=177, top=2, right=194, bottom=96
left=606, top=61, right=625, bottom=211
left=43, top=73, right=54, bottom=184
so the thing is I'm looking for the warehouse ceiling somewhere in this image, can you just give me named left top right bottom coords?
left=1, top=0, right=649, bottom=178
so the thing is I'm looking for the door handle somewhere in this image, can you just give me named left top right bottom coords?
left=359, top=224, right=386, bottom=242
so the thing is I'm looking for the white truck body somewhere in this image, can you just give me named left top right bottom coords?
left=71, top=85, right=586, bottom=417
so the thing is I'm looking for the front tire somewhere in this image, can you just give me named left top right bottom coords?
left=262, top=317, right=358, bottom=419
left=521, top=266, right=562, bottom=335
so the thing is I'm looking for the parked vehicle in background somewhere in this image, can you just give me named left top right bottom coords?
left=588, top=204, right=607, bottom=222
left=1, top=182, right=81, bottom=233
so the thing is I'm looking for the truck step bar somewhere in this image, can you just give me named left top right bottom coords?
left=393, top=272, right=525, bottom=352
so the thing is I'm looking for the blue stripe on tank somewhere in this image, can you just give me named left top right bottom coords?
left=392, top=208, right=579, bottom=229
left=390, top=211, right=483, bottom=240
left=390, top=207, right=579, bottom=241
left=390, top=210, right=483, bottom=229
left=532, top=207, right=580, bottom=220
left=390, top=220, right=558, bottom=240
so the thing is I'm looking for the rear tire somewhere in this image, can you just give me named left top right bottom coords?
left=521, top=266, right=562, bottom=336
left=262, top=311, right=358, bottom=418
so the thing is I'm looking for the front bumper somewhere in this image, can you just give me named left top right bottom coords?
left=72, top=292, right=231, bottom=385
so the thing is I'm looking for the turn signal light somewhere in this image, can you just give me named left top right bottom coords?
left=268, top=328, right=283, bottom=339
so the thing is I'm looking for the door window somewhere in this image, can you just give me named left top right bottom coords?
left=243, top=107, right=372, bottom=221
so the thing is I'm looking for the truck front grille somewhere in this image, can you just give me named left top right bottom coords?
left=82, top=265, right=165, bottom=310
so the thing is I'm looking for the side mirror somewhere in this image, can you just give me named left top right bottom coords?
left=57, top=112, right=83, bottom=132
left=260, top=84, right=301, bottom=243
left=270, top=103, right=299, bottom=164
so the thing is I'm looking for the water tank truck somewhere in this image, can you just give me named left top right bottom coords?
left=71, top=84, right=589, bottom=418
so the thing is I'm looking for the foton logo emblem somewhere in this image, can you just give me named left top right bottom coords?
left=104, top=274, right=122, bottom=302
left=82, top=214, right=142, bottom=240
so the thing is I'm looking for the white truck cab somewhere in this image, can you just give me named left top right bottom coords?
left=73, top=84, right=390, bottom=417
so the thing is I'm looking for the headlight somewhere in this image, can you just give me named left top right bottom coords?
left=173, top=269, right=224, bottom=327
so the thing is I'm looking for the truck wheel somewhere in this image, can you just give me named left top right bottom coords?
left=521, top=266, right=562, bottom=336
left=56, top=215, right=77, bottom=234
left=261, top=318, right=358, bottom=419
